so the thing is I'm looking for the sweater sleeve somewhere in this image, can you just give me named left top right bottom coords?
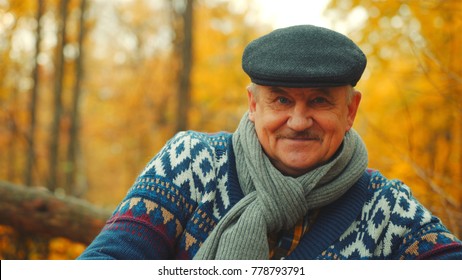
left=78, top=132, right=201, bottom=260
left=387, top=180, right=462, bottom=260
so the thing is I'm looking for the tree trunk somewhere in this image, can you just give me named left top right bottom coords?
left=25, top=0, right=44, bottom=186
left=0, top=180, right=112, bottom=245
left=6, top=109, right=19, bottom=182
left=49, top=0, right=69, bottom=192
left=173, top=0, right=194, bottom=132
left=66, top=0, right=87, bottom=197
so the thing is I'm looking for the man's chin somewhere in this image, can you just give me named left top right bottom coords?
left=274, top=159, right=319, bottom=177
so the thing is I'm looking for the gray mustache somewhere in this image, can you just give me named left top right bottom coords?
left=277, top=131, right=322, bottom=140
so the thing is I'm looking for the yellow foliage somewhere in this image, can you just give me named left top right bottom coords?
left=190, top=1, right=269, bottom=132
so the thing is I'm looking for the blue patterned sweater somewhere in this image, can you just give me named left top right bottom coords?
left=79, top=131, right=462, bottom=260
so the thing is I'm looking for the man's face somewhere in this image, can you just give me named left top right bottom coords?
left=247, top=84, right=361, bottom=177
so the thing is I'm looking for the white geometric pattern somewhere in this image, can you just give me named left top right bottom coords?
left=336, top=175, right=435, bottom=259
left=137, top=132, right=231, bottom=220
left=170, top=132, right=191, bottom=169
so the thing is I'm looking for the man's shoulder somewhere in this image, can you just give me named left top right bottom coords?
left=364, top=169, right=433, bottom=227
left=138, top=131, right=233, bottom=180
left=363, top=171, right=462, bottom=259
left=158, top=130, right=233, bottom=162
left=367, top=170, right=413, bottom=199
left=170, top=131, right=233, bottom=150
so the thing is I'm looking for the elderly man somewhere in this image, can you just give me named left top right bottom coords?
left=78, top=25, right=462, bottom=260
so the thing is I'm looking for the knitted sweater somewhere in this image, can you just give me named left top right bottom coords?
left=78, top=131, right=462, bottom=260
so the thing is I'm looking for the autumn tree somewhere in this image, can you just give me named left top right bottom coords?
left=24, top=0, right=43, bottom=187
left=0, top=0, right=95, bottom=259
left=48, top=0, right=69, bottom=192
left=66, top=0, right=87, bottom=197
left=171, top=0, right=194, bottom=132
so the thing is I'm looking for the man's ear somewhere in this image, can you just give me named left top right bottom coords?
left=247, top=86, right=257, bottom=122
left=346, top=90, right=362, bottom=131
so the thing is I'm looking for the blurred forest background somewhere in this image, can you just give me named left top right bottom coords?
left=0, top=0, right=460, bottom=259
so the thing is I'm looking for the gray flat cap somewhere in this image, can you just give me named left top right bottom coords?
left=242, top=25, right=367, bottom=87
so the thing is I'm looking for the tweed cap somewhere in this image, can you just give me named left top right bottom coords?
left=242, top=25, right=367, bottom=87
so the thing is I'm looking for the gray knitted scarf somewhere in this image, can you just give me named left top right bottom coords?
left=194, top=112, right=368, bottom=259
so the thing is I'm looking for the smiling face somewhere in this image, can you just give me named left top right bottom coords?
left=247, top=84, right=361, bottom=177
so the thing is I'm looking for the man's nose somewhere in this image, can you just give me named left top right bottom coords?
left=286, top=107, right=313, bottom=131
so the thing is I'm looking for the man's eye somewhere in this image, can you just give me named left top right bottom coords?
left=311, top=97, right=331, bottom=105
left=277, top=97, right=290, bottom=104
left=311, top=97, right=328, bottom=104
